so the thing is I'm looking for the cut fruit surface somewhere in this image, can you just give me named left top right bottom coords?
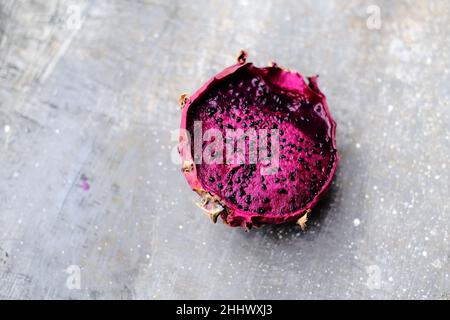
left=179, top=52, right=339, bottom=229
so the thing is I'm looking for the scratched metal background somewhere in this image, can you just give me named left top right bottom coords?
left=0, top=0, right=449, bottom=299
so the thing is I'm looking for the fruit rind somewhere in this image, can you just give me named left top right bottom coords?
left=179, top=53, right=339, bottom=229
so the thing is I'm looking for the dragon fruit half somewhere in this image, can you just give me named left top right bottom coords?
left=179, top=51, right=338, bottom=230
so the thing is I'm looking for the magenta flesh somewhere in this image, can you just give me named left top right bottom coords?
left=181, top=56, right=338, bottom=228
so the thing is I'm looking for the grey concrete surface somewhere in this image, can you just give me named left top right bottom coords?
left=0, top=0, right=449, bottom=299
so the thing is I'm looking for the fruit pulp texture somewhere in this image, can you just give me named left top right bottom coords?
left=187, top=68, right=337, bottom=215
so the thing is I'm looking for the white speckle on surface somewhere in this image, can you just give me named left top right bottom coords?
left=422, top=251, right=428, bottom=257
left=432, top=259, right=442, bottom=269
left=353, top=218, right=361, bottom=227
left=4, top=125, right=11, bottom=133
left=355, top=143, right=361, bottom=148
left=387, top=105, right=394, bottom=113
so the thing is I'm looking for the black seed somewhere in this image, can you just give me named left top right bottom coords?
left=206, top=107, right=217, bottom=116
left=278, top=188, right=288, bottom=194
left=261, top=176, right=265, bottom=182
left=275, top=178, right=280, bottom=183
left=262, top=184, right=267, bottom=190
left=236, top=177, right=241, bottom=183
left=296, top=147, right=303, bottom=152
left=228, top=194, right=237, bottom=204
left=298, top=157, right=304, bottom=163
left=237, top=205, right=243, bottom=209
left=236, top=117, right=242, bottom=122
left=209, top=177, right=215, bottom=183
left=257, top=208, right=266, bottom=214
left=289, top=172, right=296, bottom=181
left=245, top=195, right=252, bottom=205
left=217, top=183, right=223, bottom=189
left=279, top=130, right=284, bottom=136
left=262, top=197, right=270, bottom=204
left=217, top=118, right=223, bottom=123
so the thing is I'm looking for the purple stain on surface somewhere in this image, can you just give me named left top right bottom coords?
left=79, top=178, right=90, bottom=191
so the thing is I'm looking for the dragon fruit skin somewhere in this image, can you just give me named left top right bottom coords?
left=179, top=52, right=339, bottom=229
